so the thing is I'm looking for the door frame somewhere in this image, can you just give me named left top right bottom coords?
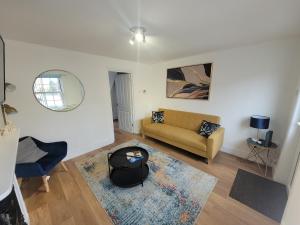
left=107, top=68, right=135, bottom=134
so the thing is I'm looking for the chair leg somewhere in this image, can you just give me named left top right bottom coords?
left=17, top=178, right=23, bottom=187
left=42, top=175, right=50, bottom=192
left=61, top=161, right=68, bottom=172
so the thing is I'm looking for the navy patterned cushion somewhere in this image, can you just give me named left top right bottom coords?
left=198, top=120, right=220, bottom=138
left=152, top=111, right=164, bottom=123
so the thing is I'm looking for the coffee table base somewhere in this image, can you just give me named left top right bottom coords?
left=110, top=164, right=149, bottom=188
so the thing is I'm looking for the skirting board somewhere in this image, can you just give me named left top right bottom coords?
left=221, top=144, right=279, bottom=167
left=221, top=145, right=250, bottom=159
left=65, top=137, right=115, bottom=160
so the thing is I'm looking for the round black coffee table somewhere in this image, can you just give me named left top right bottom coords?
left=107, top=146, right=149, bottom=188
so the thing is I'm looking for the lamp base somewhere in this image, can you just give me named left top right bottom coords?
left=256, top=129, right=260, bottom=140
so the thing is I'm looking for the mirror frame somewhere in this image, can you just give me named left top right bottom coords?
left=32, top=69, right=85, bottom=112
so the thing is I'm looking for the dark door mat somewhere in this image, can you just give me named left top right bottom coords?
left=229, top=169, right=287, bottom=223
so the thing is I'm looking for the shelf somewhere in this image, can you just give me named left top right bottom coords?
left=110, top=164, right=149, bottom=188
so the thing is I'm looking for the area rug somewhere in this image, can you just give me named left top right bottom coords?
left=75, top=140, right=217, bottom=225
left=229, top=169, right=287, bottom=223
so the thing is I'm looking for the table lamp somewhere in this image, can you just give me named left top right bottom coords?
left=250, top=115, right=270, bottom=141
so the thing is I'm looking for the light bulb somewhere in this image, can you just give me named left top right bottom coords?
left=135, top=32, right=144, bottom=42
left=129, top=38, right=134, bottom=45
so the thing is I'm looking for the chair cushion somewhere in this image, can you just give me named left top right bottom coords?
left=143, top=123, right=207, bottom=151
left=37, top=153, right=66, bottom=173
left=16, top=137, right=48, bottom=163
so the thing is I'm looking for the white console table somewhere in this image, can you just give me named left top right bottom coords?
left=0, top=126, right=29, bottom=224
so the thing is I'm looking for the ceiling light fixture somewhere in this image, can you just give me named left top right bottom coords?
left=129, top=38, right=135, bottom=45
left=129, top=26, right=146, bottom=45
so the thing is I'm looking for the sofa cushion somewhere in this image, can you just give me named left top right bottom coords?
left=198, top=120, right=221, bottom=138
left=159, top=108, right=220, bottom=131
left=152, top=111, right=164, bottom=123
left=143, top=123, right=207, bottom=151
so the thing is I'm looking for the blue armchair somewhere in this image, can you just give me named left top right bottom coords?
left=15, top=136, right=68, bottom=192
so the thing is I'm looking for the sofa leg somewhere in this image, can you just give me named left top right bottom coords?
left=142, top=134, right=145, bottom=139
left=42, top=175, right=50, bottom=192
left=61, top=161, right=68, bottom=172
left=204, top=158, right=212, bottom=164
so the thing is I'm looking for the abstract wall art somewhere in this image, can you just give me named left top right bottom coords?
left=166, top=63, right=212, bottom=100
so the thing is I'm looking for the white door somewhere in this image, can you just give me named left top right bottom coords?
left=115, top=73, right=134, bottom=133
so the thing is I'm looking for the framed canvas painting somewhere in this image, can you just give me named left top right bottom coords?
left=166, top=63, right=212, bottom=100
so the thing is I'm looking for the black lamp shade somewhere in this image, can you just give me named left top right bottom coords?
left=250, top=115, right=270, bottom=129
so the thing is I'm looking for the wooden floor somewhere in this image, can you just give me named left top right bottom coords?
left=21, top=126, right=279, bottom=225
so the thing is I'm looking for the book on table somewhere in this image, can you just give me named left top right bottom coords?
left=126, top=151, right=144, bottom=163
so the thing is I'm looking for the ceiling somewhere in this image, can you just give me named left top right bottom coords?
left=0, top=0, right=299, bottom=63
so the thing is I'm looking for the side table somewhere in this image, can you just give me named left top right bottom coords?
left=246, top=138, right=278, bottom=176
left=107, top=146, right=149, bottom=188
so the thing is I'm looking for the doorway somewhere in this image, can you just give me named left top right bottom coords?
left=108, top=71, right=134, bottom=134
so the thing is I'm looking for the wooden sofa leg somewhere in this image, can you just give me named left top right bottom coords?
left=61, top=161, right=68, bottom=172
left=142, top=134, right=145, bottom=139
left=42, top=175, right=50, bottom=192
left=204, top=158, right=212, bottom=164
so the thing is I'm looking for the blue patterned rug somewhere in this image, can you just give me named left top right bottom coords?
left=76, top=140, right=217, bottom=225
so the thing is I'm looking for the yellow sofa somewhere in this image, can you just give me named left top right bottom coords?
left=142, top=108, right=225, bottom=162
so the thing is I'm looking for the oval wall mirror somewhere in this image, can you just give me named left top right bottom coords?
left=33, top=70, right=85, bottom=112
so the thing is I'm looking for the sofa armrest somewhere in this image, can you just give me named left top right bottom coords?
left=207, top=127, right=225, bottom=159
left=141, top=117, right=152, bottom=133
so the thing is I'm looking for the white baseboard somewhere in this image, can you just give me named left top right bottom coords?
left=221, top=145, right=250, bottom=159
left=64, top=137, right=115, bottom=160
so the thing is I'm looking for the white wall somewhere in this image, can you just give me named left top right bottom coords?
left=4, top=38, right=299, bottom=166
left=4, top=40, right=150, bottom=159
left=281, top=128, right=300, bottom=225
left=145, top=39, right=300, bottom=159
left=108, top=71, right=118, bottom=120
left=274, top=93, right=300, bottom=185
left=274, top=55, right=300, bottom=185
